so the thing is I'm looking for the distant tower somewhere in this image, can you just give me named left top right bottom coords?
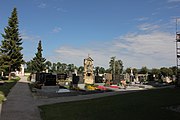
left=176, top=18, right=180, bottom=87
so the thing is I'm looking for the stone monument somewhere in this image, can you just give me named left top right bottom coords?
left=83, top=55, right=94, bottom=84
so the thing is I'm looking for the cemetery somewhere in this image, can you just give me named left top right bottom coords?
left=0, top=6, right=179, bottom=120
left=28, top=56, right=173, bottom=99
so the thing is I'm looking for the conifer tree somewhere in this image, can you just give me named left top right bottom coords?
left=0, top=8, right=24, bottom=79
left=31, top=40, right=46, bottom=72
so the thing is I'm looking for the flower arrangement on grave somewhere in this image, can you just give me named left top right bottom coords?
left=97, top=85, right=107, bottom=90
left=85, top=84, right=99, bottom=91
left=109, top=85, right=120, bottom=89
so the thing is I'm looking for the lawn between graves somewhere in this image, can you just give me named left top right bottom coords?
left=39, top=87, right=180, bottom=120
left=0, top=77, right=20, bottom=103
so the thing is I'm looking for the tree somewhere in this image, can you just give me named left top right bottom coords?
left=109, top=57, right=116, bottom=75
left=133, top=68, right=138, bottom=75
left=125, top=68, right=131, bottom=74
left=95, top=66, right=100, bottom=76
left=160, top=67, right=173, bottom=77
left=95, top=66, right=106, bottom=75
left=151, top=68, right=160, bottom=80
left=56, top=62, right=61, bottom=73
left=61, top=63, right=67, bottom=73
left=99, top=67, right=106, bottom=74
left=109, top=57, right=123, bottom=75
left=139, top=66, right=148, bottom=74
left=125, top=68, right=137, bottom=75
left=78, top=66, right=84, bottom=74
left=51, top=63, right=57, bottom=73
left=109, top=57, right=123, bottom=81
left=115, top=60, right=123, bottom=74
left=67, top=64, right=75, bottom=73
left=26, top=61, right=33, bottom=73
left=31, top=40, right=46, bottom=72
left=0, top=8, right=24, bottom=79
left=151, top=68, right=160, bottom=75
left=169, top=66, right=180, bottom=76
left=105, top=68, right=111, bottom=73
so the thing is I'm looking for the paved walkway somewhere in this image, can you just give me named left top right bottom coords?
left=0, top=76, right=41, bottom=120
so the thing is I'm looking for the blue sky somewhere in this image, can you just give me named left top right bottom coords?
left=0, top=0, right=180, bottom=69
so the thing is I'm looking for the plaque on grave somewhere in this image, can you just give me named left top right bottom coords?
left=57, top=74, right=67, bottom=80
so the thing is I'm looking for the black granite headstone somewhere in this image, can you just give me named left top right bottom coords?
left=44, top=74, right=56, bottom=86
left=95, top=76, right=103, bottom=83
left=36, top=73, right=52, bottom=84
left=72, top=74, right=79, bottom=84
left=57, top=74, right=67, bottom=80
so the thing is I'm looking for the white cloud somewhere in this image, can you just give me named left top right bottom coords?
left=167, top=5, right=179, bottom=9
left=135, top=17, right=149, bottom=21
left=55, top=46, right=110, bottom=67
left=138, top=23, right=160, bottom=31
left=52, top=27, right=62, bottom=33
left=38, top=3, right=47, bottom=8
left=55, top=7, right=67, bottom=12
left=168, top=0, right=180, bottom=2
left=117, top=32, right=173, bottom=55
left=54, top=31, right=175, bottom=69
left=21, top=32, right=41, bottom=41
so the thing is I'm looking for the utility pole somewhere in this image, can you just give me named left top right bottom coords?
left=176, top=18, right=180, bottom=87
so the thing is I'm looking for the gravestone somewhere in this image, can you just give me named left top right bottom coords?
left=78, top=74, right=84, bottom=84
left=112, top=75, right=124, bottom=84
left=72, top=74, right=79, bottom=84
left=35, top=73, right=57, bottom=86
left=72, top=74, right=79, bottom=88
left=83, top=56, right=94, bottom=84
left=44, top=74, right=56, bottom=86
left=36, top=73, right=51, bottom=84
left=57, top=74, right=67, bottom=80
left=30, top=73, right=36, bottom=82
left=95, top=76, right=103, bottom=83
left=104, top=73, right=112, bottom=81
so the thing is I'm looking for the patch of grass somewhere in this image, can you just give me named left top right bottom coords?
left=39, top=88, right=180, bottom=120
left=0, top=77, right=20, bottom=103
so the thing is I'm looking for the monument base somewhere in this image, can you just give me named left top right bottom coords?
left=41, top=86, right=59, bottom=92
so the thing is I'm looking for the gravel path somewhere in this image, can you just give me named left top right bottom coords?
left=0, top=76, right=41, bottom=120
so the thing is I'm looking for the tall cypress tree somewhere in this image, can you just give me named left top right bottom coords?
left=31, top=40, right=46, bottom=72
left=0, top=8, right=24, bottom=79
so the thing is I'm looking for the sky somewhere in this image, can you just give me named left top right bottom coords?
left=0, top=0, right=180, bottom=69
